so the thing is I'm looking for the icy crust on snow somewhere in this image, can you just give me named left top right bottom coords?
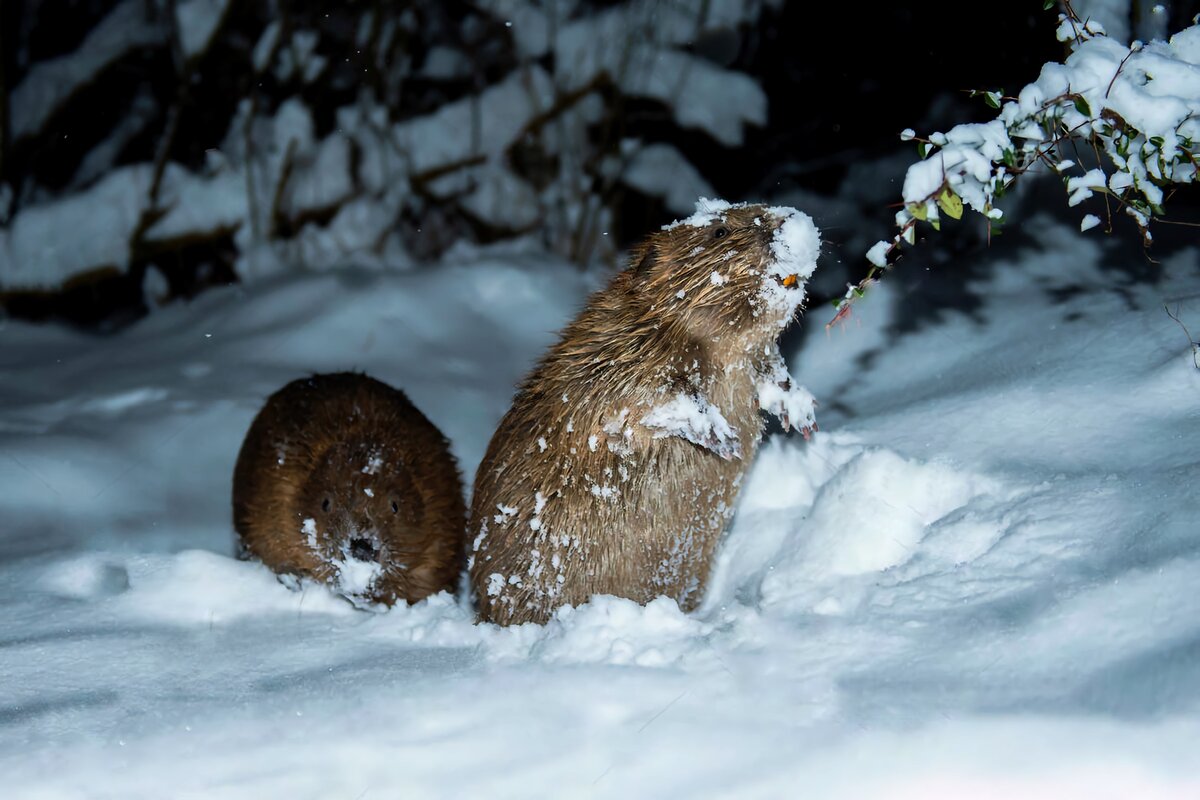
left=3, top=221, right=1200, bottom=795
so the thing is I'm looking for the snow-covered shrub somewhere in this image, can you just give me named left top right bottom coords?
left=836, top=6, right=1199, bottom=323
left=0, top=0, right=779, bottom=305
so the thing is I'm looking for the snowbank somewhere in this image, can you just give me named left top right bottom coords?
left=1, top=219, right=1199, bottom=797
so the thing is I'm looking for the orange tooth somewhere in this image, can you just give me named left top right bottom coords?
left=782, top=274, right=798, bottom=288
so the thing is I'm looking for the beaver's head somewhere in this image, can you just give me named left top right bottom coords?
left=622, top=200, right=820, bottom=349
left=297, top=440, right=424, bottom=606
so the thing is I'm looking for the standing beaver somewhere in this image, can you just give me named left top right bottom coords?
left=469, top=199, right=820, bottom=625
left=233, top=373, right=465, bottom=608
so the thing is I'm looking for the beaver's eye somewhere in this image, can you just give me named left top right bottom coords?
left=321, top=498, right=331, bottom=513
left=713, top=227, right=729, bottom=240
left=391, top=500, right=399, bottom=513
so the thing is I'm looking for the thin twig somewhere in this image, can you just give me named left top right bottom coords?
left=1165, top=305, right=1200, bottom=369
left=1105, top=45, right=1139, bottom=99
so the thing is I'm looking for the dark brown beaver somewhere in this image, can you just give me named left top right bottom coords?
left=233, top=372, right=465, bottom=607
left=469, top=200, right=821, bottom=625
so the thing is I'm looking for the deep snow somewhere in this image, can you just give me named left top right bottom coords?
left=1, top=217, right=1199, bottom=798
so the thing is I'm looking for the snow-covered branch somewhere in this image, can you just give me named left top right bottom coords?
left=834, top=10, right=1199, bottom=325
left=1, top=1, right=778, bottom=296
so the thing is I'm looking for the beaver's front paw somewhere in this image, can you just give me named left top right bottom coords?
left=756, top=378, right=818, bottom=439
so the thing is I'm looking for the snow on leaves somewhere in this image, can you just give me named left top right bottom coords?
left=846, top=14, right=1200, bottom=319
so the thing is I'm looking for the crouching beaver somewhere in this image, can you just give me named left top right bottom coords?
left=469, top=199, right=821, bottom=625
left=233, top=373, right=465, bottom=608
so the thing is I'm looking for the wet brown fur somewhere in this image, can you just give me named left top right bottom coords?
left=233, top=373, right=465, bottom=605
left=470, top=205, right=803, bottom=625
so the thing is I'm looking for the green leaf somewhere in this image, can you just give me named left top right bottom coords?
left=930, top=217, right=941, bottom=231
left=908, top=202, right=928, bottom=221
left=1073, top=96, right=1091, bottom=116
left=917, top=142, right=929, bottom=158
left=1043, top=0, right=1055, bottom=9
left=936, top=188, right=964, bottom=220
left=1150, top=135, right=1165, bottom=148
left=1002, top=149, right=1016, bottom=168
left=984, top=92, right=1001, bottom=109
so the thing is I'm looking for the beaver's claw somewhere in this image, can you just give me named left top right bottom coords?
left=756, top=378, right=817, bottom=438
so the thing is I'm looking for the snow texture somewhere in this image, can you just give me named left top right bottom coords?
left=176, top=0, right=231, bottom=59
left=0, top=100, right=360, bottom=291
left=0, top=165, right=154, bottom=290
left=2, top=216, right=1200, bottom=796
left=8, top=1, right=165, bottom=142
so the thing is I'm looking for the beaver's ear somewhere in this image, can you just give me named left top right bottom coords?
left=632, top=244, right=658, bottom=277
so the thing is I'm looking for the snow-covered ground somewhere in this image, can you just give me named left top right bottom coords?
left=2, top=217, right=1198, bottom=798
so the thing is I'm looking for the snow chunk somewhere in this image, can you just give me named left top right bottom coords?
left=760, top=205, right=821, bottom=317
left=331, top=549, right=383, bottom=605
left=641, top=392, right=741, bottom=460
left=1081, top=214, right=1103, bottom=231
left=866, top=240, right=891, bottom=268
left=664, top=197, right=733, bottom=230
left=766, top=206, right=821, bottom=284
left=1067, top=168, right=1108, bottom=207
left=302, top=518, right=319, bottom=549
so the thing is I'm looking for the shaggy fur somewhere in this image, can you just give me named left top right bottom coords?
left=233, top=373, right=464, bottom=605
left=470, top=205, right=808, bottom=625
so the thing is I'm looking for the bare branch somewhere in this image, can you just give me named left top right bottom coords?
left=1164, top=304, right=1200, bottom=370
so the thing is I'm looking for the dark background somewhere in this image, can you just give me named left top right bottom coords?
left=1, top=0, right=1196, bottom=329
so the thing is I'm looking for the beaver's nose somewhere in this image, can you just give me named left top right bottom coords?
left=349, top=537, right=379, bottom=561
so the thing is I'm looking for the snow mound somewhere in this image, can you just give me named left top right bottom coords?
left=772, top=447, right=1003, bottom=580
left=116, top=550, right=354, bottom=623
left=2, top=219, right=1199, bottom=795
left=41, top=555, right=131, bottom=600
left=532, top=596, right=712, bottom=668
